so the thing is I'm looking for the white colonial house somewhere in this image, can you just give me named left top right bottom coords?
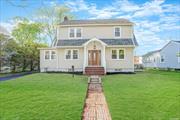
left=39, top=18, right=138, bottom=75
left=143, top=41, right=180, bottom=69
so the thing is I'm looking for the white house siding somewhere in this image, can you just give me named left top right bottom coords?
left=40, top=48, right=84, bottom=72
left=57, top=48, right=84, bottom=71
left=57, top=25, right=133, bottom=40
left=40, top=46, right=135, bottom=73
left=143, top=41, right=180, bottom=69
left=40, top=49, right=58, bottom=72
left=105, top=47, right=134, bottom=72
left=159, top=42, right=180, bottom=69
left=143, top=52, right=161, bottom=68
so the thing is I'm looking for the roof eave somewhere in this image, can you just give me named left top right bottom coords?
left=59, top=23, right=134, bottom=27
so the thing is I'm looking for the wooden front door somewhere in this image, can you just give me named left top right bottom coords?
left=88, top=50, right=101, bottom=66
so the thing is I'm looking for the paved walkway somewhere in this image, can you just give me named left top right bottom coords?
left=82, top=76, right=112, bottom=120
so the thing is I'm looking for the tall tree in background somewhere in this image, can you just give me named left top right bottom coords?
left=0, top=34, right=10, bottom=72
left=35, top=5, right=74, bottom=46
left=12, top=18, right=47, bottom=71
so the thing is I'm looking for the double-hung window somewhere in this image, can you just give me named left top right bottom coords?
left=160, top=55, right=165, bottom=63
left=66, top=50, right=71, bottom=59
left=112, top=49, right=125, bottom=60
left=45, top=50, right=56, bottom=60
left=119, top=50, right=124, bottom=59
left=177, top=52, right=180, bottom=63
left=65, top=49, right=79, bottom=60
left=73, top=50, right=78, bottom=59
left=51, top=51, right=56, bottom=59
left=112, top=50, right=117, bottom=59
left=69, top=28, right=75, bottom=38
left=114, top=27, right=121, bottom=37
left=76, top=28, right=81, bottom=38
left=45, top=51, right=50, bottom=60
left=69, top=28, right=82, bottom=38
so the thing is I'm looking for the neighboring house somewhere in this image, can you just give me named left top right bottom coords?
left=39, top=18, right=138, bottom=75
left=143, top=41, right=180, bottom=69
left=134, top=56, right=143, bottom=70
left=134, top=56, right=142, bottom=65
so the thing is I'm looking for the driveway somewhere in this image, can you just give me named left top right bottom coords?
left=0, top=72, right=34, bottom=81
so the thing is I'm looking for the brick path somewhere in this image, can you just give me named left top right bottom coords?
left=82, top=76, right=112, bottom=120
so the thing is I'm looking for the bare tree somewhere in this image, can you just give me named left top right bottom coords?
left=35, top=5, right=74, bottom=46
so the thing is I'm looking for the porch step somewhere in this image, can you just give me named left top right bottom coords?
left=85, top=67, right=105, bottom=76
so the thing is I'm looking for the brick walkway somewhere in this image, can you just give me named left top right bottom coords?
left=82, top=76, right=112, bottom=120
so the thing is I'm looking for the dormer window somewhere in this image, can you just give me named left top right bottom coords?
left=69, top=28, right=82, bottom=38
left=76, top=28, right=81, bottom=38
left=70, top=28, right=75, bottom=38
left=114, top=27, right=121, bottom=37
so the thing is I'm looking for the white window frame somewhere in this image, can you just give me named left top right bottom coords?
left=68, top=28, right=82, bottom=39
left=44, top=50, right=56, bottom=60
left=65, top=49, right=79, bottom=60
left=160, top=55, right=165, bottom=63
left=65, top=49, right=72, bottom=60
left=177, top=52, right=180, bottom=63
left=72, top=49, right=79, bottom=59
left=69, top=28, right=75, bottom=38
left=114, top=27, right=121, bottom=38
left=51, top=50, right=56, bottom=60
left=44, top=50, right=50, bottom=60
left=111, top=49, right=125, bottom=60
left=112, top=49, right=117, bottom=59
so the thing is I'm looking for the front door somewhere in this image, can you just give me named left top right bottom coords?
left=88, top=50, right=101, bottom=66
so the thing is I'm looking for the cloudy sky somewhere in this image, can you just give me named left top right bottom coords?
left=0, top=0, right=180, bottom=55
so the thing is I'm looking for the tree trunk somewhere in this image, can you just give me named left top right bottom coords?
left=30, top=59, right=33, bottom=71
left=12, top=64, right=16, bottom=73
left=22, top=59, right=26, bottom=72
left=38, top=59, right=40, bottom=71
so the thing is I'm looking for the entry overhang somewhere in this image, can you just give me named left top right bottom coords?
left=82, top=38, right=107, bottom=46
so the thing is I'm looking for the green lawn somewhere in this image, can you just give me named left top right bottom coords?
left=0, top=73, right=87, bottom=120
left=103, top=70, right=180, bottom=120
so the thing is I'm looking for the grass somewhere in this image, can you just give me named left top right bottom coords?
left=0, top=73, right=87, bottom=120
left=103, top=70, right=180, bottom=120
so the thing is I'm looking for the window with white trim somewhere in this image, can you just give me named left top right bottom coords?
left=65, top=49, right=79, bottom=60
left=112, top=50, right=117, bottom=59
left=160, top=55, right=165, bottom=63
left=66, top=50, right=71, bottom=59
left=45, top=50, right=56, bottom=60
left=45, top=51, right=50, bottom=60
left=69, top=28, right=82, bottom=38
left=73, top=50, right=78, bottom=59
left=177, top=52, right=180, bottom=63
left=76, top=28, right=81, bottom=38
left=119, top=50, right=124, bottom=59
left=112, top=49, right=125, bottom=60
left=69, top=28, right=75, bottom=38
left=51, top=51, right=56, bottom=59
left=114, top=27, right=121, bottom=37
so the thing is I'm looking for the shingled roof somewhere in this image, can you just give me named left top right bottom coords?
left=56, top=37, right=138, bottom=47
left=60, top=19, right=133, bottom=25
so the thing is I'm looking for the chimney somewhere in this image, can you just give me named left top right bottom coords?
left=64, top=16, right=68, bottom=21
